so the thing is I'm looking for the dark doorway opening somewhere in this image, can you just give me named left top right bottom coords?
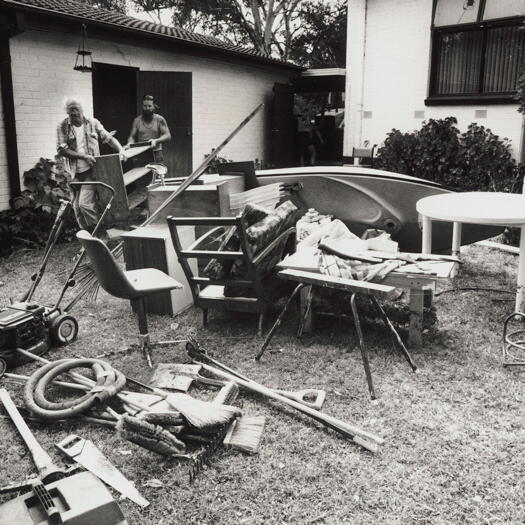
left=92, top=65, right=192, bottom=177
left=92, top=63, right=138, bottom=155
left=138, top=71, right=192, bottom=177
left=271, top=72, right=345, bottom=168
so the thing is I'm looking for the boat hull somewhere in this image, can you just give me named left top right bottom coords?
left=256, top=166, right=502, bottom=253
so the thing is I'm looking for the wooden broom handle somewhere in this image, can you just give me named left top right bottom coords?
left=196, top=363, right=383, bottom=453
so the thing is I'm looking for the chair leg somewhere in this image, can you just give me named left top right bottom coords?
left=258, top=313, right=265, bottom=337
left=202, top=309, right=208, bottom=327
left=132, top=298, right=153, bottom=368
left=255, top=283, right=304, bottom=361
left=349, top=293, right=376, bottom=400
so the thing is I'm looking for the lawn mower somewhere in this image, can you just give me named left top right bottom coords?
left=0, top=181, right=115, bottom=369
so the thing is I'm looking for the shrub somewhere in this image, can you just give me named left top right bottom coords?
left=375, top=117, right=522, bottom=193
left=0, top=158, right=77, bottom=257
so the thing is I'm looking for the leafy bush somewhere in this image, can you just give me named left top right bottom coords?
left=375, top=117, right=522, bottom=193
left=0, top=158, right=77, bottom=257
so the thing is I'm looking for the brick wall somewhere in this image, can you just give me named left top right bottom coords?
left=0, top=28, right=291, bottom=209
left=0, top=76, right=9, bottom=210
left=344, top=0, right=523, bottom=159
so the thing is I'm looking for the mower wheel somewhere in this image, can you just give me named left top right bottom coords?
left=50, top=314, right=78, bottom=345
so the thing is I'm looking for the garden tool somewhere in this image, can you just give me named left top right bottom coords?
left=151, top=362, right=327, bottom=410
left=186, top=340, right=384, bottom=453
left=56, top=434, right=150, bottom=508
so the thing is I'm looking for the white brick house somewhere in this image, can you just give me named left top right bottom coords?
left=0, top=0, right=301, bottom=210
left=344, top=0, right=525, bottom=161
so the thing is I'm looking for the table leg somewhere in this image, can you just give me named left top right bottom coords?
left=452, top=222, right=462, bottom=257
left=408, top=289, right=424, bottom=349
left=515, top=224, right=525, bottom=313
left=370, top=296, right=417, bottom=372
left=299, top=285, right=313, bottom=333
left=349, top=293, right=376, bottom=400
left=297, top=285, right=313, bottom=339
left=255, top=283, right=304, bottom=361
left=421, top=215, right=432, bottom=254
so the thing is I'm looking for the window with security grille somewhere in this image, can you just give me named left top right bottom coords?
left=428, top=0, right=525, bottom=103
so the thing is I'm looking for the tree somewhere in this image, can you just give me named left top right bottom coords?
left=78, top=0, right=127, bottom=13
left=163, top=0, right=304, bottom=59
left=289, top=0, right=346, bottom=67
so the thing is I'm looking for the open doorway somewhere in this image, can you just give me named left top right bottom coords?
left=92, top=64, right=193, bottom=176
left=294, top=91, right=344, bottom=166
left=92, top=63, right=138, bottom=155
left=292, top=68, right=345, bottom=166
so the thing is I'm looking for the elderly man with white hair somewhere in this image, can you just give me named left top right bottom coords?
left=56, top=97, right=125, bottom=231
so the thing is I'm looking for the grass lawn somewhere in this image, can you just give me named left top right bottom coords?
left=0, top=240, right=524, bottom=524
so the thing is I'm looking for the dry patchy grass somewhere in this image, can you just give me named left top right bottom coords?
left=0, top=241, right=524, bottom=524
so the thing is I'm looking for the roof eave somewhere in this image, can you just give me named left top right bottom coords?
left=0, top=0, right=303, bottom=71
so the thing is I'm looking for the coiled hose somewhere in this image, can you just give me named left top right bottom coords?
left=24, top=358, right=126, bottom=420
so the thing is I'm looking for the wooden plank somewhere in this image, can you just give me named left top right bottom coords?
left=91, top=153, right=129, bottom=223
left=127, top=188, right=148, bottom=210
left=180, top=249, right=244, bottom=259
left=278, top=269, right=397, bottom=299
left=122, top=145, right=152, bottom=161
left=277, top=249, right=321, bottom=273
left=123, top=166, right=152, bottom=186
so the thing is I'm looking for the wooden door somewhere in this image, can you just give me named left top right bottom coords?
left=271, top=83, right=295, bottom=168
left=137, top=71, right=192, bottom=177
left=92, top=63, right=138, bottom=154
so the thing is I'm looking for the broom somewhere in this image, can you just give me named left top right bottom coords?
left=125, top=375, right=241, bottom=433
left=214, top=381, right=266, bottom=454
left=64, top=103, right=264, bottom=312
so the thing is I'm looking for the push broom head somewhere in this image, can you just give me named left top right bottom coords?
left=116, top=413, right=187, bottom=456
left=165, top=392, right=241, bottom=433
left=223, top=416, right=266, bottom=454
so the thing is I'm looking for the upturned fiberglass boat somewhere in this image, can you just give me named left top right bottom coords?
left=255, top=165, right=502, bottom=253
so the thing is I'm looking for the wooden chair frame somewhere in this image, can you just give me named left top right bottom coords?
left=167, top=215, right=295, bottom=335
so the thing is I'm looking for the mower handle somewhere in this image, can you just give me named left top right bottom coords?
left=69, top=181, right=115, bottom=196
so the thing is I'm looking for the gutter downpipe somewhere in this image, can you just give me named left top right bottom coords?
left=0, top=11, right=24, bottom=202
left=356, top=0, right=367, bottom=152
left=343, top=0, right=367, bottom=162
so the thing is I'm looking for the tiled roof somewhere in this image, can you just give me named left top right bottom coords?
left=0, top=0, right=300, bottom=69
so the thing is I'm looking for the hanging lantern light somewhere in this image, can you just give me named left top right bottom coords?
left=74, top=24, right=94, bottom=72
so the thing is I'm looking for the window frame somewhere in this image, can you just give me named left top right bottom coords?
left=426, top=0, right=525, bottom=105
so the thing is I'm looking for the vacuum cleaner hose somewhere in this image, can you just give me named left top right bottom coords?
left=24, top=358, right=126, bottom=420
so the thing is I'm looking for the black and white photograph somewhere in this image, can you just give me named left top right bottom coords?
left=0, top=0, right=524, bottom=523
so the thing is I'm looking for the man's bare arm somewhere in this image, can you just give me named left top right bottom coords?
left=126, top=119, right=139, bottom=146
left=151, top=117, right=171, bottom=148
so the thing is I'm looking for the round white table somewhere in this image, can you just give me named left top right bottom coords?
left=416, top=192, right=525, bottom=312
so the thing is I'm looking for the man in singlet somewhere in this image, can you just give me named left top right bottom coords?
left=126, top=95, right=171, bottom=163
left=57, top=97, right=125, bottom=230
